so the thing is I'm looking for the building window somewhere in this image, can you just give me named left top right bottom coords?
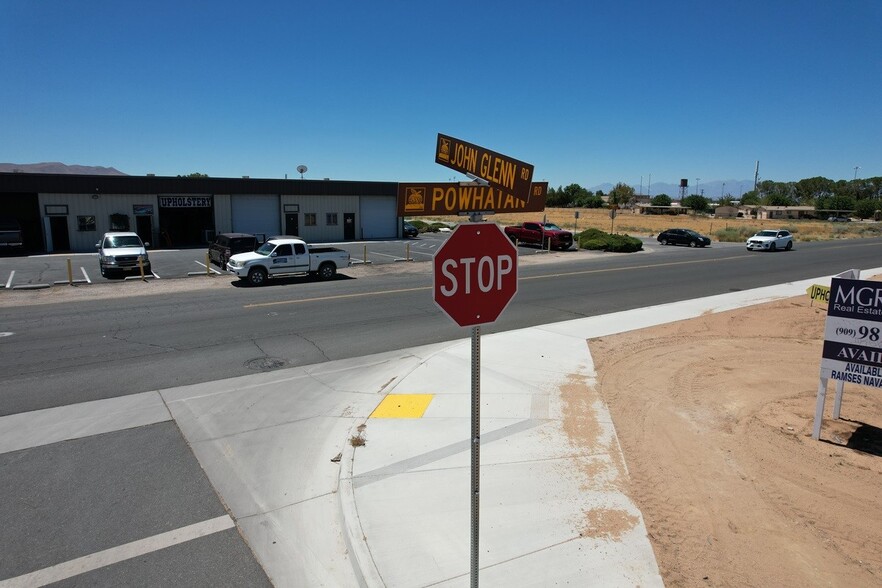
left=109, top=213, right=130, bottom=231
left=305, top=213, right=317, bottom=226
left=77, top=216, right=96, bottom=232
left=326, top=213, right=338, bottom=226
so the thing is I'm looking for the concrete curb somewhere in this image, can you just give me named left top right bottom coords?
left=339, top=420, right=384, bottom=588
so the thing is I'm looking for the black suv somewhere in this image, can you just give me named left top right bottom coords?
left=656, top=228, right=711, bottom=248
left=208, top=233, right=258, bottom=269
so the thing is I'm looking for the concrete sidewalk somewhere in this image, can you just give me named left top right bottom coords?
left=5, top=268, right=877, bottom=587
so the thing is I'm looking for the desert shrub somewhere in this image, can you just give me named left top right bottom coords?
left=577, top=229, right=643, bottom=252
left=409, top=220, right=452, bottom=233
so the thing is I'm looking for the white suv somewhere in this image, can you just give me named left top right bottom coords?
left=96, top=232, right=151, bottom=277
left=746, top=229, right=793, bottom=252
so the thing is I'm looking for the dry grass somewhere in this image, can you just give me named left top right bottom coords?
left=419, top=208, right=882, bottom=242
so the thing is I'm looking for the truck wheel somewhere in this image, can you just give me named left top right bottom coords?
left=247, top=267, right=267, bottom=286
left=317, top=262, right=336, bottom=280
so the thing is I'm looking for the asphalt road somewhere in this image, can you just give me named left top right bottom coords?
left=3, top=237, right=880, bottom=417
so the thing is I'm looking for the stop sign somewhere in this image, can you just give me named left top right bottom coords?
left=433, top=222, right=518, bottom=327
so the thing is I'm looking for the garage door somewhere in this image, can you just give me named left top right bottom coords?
left=360, top=196, right=397, bottom=239
left=231, top=195, right=280, bottom=241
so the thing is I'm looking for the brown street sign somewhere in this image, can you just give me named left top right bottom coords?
left=398, top=182, right=546, bottom=216
left=435, top=133, right=534, bottom=202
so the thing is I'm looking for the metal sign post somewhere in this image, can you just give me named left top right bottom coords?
left=470, top=322, right=481, bottom=588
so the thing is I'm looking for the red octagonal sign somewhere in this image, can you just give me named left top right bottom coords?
left=433, top=222, right=518, bottom=327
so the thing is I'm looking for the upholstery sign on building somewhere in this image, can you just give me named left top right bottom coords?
left=820, top=277, right=882, bottom=388
left=158, top=196, right=213, bottom=207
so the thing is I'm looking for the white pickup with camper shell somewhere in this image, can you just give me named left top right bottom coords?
left=226, top=237, right=350, bottom=286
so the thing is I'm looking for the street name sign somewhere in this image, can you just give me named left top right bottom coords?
left=398, top=182, right=547, bottom=216
left=435, top=133, right=534, bottom=202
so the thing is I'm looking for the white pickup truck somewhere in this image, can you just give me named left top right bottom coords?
left=226, top=237, right=350, bottom=286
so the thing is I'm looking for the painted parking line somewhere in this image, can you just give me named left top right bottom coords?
left=4, top=271, right=13, bottom=289
left=0, top=515, right=235, bottom=588
left=370, top=394, right=434, bottom=418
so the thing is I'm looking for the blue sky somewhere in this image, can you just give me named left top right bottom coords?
left=2, top=1, right=880, bottom=189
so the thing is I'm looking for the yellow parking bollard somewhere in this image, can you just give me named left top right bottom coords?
left=138, top=256, right=146, bottom=280
left=66, top=258, right=73, bottom=285
left=206, top=252, right=211, bottom=275
left=363, top=245, right=368, bottom=263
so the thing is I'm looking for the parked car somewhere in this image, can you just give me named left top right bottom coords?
left=403, top=222, right=419, bottom=238
left=96, top=232, right=151, bottom=277
left=503, top=221, right=574, bottom=250
left=746, top=229, right=793, bottom=252
left=827, top=216, right=851, bottom=222
left=208, top=232, right=258, bottom=270
left=656, top=228, right=711, bottom=248
left=226, top=237, right=351, bottom=286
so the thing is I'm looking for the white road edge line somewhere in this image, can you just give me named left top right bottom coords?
left=0, top=515, right=235, bottom=588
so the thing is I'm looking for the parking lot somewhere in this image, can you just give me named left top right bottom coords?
left=2, top=233, right=689, bottom=290
left=0, top=235, right=457, bottom=289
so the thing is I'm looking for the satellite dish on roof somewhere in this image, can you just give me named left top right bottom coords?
left=297, top=165, right=307, bottom=179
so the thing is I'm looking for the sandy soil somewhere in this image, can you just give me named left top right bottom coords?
left=588, top=296, right=882, bottom=587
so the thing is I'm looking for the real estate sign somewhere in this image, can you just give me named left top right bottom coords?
left=819, top=277, right=882, bottom=388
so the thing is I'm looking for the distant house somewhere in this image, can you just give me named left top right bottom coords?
left=756, top=206, right=816, bottom=220
left=714, top=205, right=739, bottom=218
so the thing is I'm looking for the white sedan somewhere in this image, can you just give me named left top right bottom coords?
left=746, top=229, right=793, bottom=252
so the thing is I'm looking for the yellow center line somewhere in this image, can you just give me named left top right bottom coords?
left=244, top=286, right=430, bottom=308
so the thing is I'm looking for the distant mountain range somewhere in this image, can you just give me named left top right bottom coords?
left=0, top=162, right=127, bottom=175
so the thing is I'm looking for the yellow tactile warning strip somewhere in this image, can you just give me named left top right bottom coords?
left=370, top=394, right=433, bottom=418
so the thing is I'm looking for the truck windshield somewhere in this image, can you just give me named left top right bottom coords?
left=543, top=223, right=562, bottom=230
left=255, top=242, right=276, bottom=256
left=105, top=236, right=143, bottom=248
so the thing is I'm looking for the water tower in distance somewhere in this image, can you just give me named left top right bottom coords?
left=679, top=178, right=688, bottom=200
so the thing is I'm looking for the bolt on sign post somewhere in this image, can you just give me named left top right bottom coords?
left=433, top=221, right=518, bottom=587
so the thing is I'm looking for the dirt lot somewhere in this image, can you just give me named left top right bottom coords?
left=587, top=295, right=882, bottom=587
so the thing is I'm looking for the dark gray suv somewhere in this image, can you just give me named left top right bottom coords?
left=208, top=233, right=258, bottom=270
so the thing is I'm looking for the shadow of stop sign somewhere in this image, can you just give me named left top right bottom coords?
left=433, top=223, right=519, bottom=327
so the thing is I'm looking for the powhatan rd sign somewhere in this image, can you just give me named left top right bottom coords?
left=398, top=182, right=547, bottom=216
